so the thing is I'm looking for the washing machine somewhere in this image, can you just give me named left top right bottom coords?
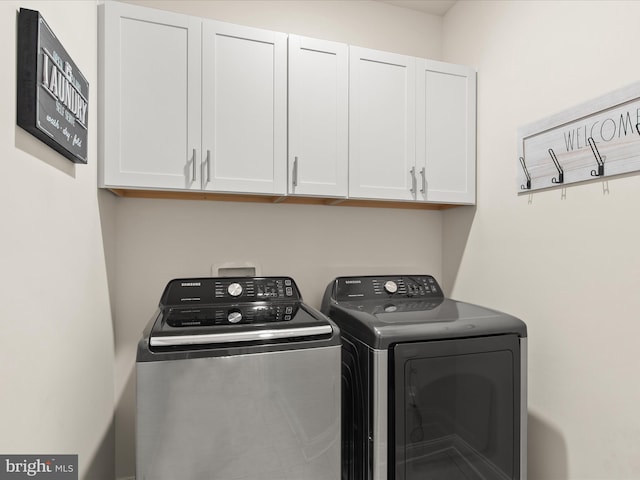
left=320, top=275, right=527, bottom=480
left=137, top=276, right=341, bottom=480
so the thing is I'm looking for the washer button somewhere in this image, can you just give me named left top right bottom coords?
left=227, top=311, right=242, bottom=324
left=227, top=282, right=243, bottom=297
left=383, top=280, right=398, bottom=294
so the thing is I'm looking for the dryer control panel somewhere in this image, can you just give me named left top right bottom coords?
left=160, top=277, right=300, bottom=307
left=333, top=275, right=444, bottom=301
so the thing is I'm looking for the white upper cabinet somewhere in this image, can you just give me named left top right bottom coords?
left=100, top=1, right=476, bottom=206
left=349, top=46, right=416, bottom=201
left=201, top=21, right=287, bottom=195
left=288, top=35, right=349, bottom=197
left=100, top=2, right=202, bottom=190
left=416, top=59, right=476, bottom=204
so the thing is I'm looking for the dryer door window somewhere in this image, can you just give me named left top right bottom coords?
left=392, top=335, right=521, bottom=480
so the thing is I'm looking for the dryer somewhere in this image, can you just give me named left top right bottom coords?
left=321, top=275, right=527, bottom=480
left=137, top=276, right=341, bottom=480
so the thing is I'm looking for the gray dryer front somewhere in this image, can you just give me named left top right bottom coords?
left=321, top=275, right=527, bottom=480
left=137, top=276, right=341, bottom=480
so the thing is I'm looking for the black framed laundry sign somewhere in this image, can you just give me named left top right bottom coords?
left=17, top=8, right=89, bottom=164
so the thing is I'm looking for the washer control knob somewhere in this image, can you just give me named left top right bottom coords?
left=384, top=280, right=398, bottom=294
left=227, top=282, right=243, bottom=297
left=227, top=310, right=242, bottom=324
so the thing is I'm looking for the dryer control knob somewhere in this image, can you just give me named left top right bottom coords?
left=384, top=280, right=398, bottom=294
left=227, top=282, right=243, bottom=297
left=227, top=311, right=242, bottom=324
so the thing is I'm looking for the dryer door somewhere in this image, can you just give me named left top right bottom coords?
left=392, top=334, right=521, bottom=480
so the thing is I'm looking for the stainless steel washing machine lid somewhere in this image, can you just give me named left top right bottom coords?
left=140, top=277, right=337, bottom=357
left=321, top=275, right=527, bottom=349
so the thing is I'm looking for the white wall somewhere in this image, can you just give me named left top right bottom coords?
left=124, top=0, right=443, bottom=58
left=442, top=1, right=640, bottom=479
left=0, top=1, right=114, bottom=479
left=112, top=2, right=445, bottom=477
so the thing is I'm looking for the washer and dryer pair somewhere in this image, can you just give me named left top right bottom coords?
left=136, top=275, right=527, bottom=480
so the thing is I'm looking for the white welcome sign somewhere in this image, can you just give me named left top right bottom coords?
left=517, top=82, right=640, bottom=192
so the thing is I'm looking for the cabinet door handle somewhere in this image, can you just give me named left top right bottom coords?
left=191, top=148, right=197, bottom=182
left=410, top=167, right=416, bottom=195
left=292, top=156, right=299, bottom=187
left=204, top=149, right=211, bottom=183
left=420, top=167, right=426, bottom=194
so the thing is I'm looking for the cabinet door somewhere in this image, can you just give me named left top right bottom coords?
left=202, top=21, right=287, bottom=194
left=349, top=47, right=416, bottom=201
left=288, top=35, right=348, bottom=197
left=416, top=59, right=476, bottom=204
left=100, top=2, right=201, bottom=190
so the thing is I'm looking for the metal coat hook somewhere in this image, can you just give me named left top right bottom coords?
left=548, top=148, right=564, bottom=184
left=588, top=137, right=605, bottom=177
left=637, top=123, right=640, bottom=136
left=519, top=157, right=531, bottom=190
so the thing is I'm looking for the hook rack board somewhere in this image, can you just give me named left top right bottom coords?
left=517, top=82, right=640, bottom=193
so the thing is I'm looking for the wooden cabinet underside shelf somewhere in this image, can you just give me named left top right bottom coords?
left=107, top=188, right=461, bottom=210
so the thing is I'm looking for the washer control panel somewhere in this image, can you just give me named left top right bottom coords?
left=161, top=277, right=300, bottom=306
left=334, top=275, right=443, bottom=301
